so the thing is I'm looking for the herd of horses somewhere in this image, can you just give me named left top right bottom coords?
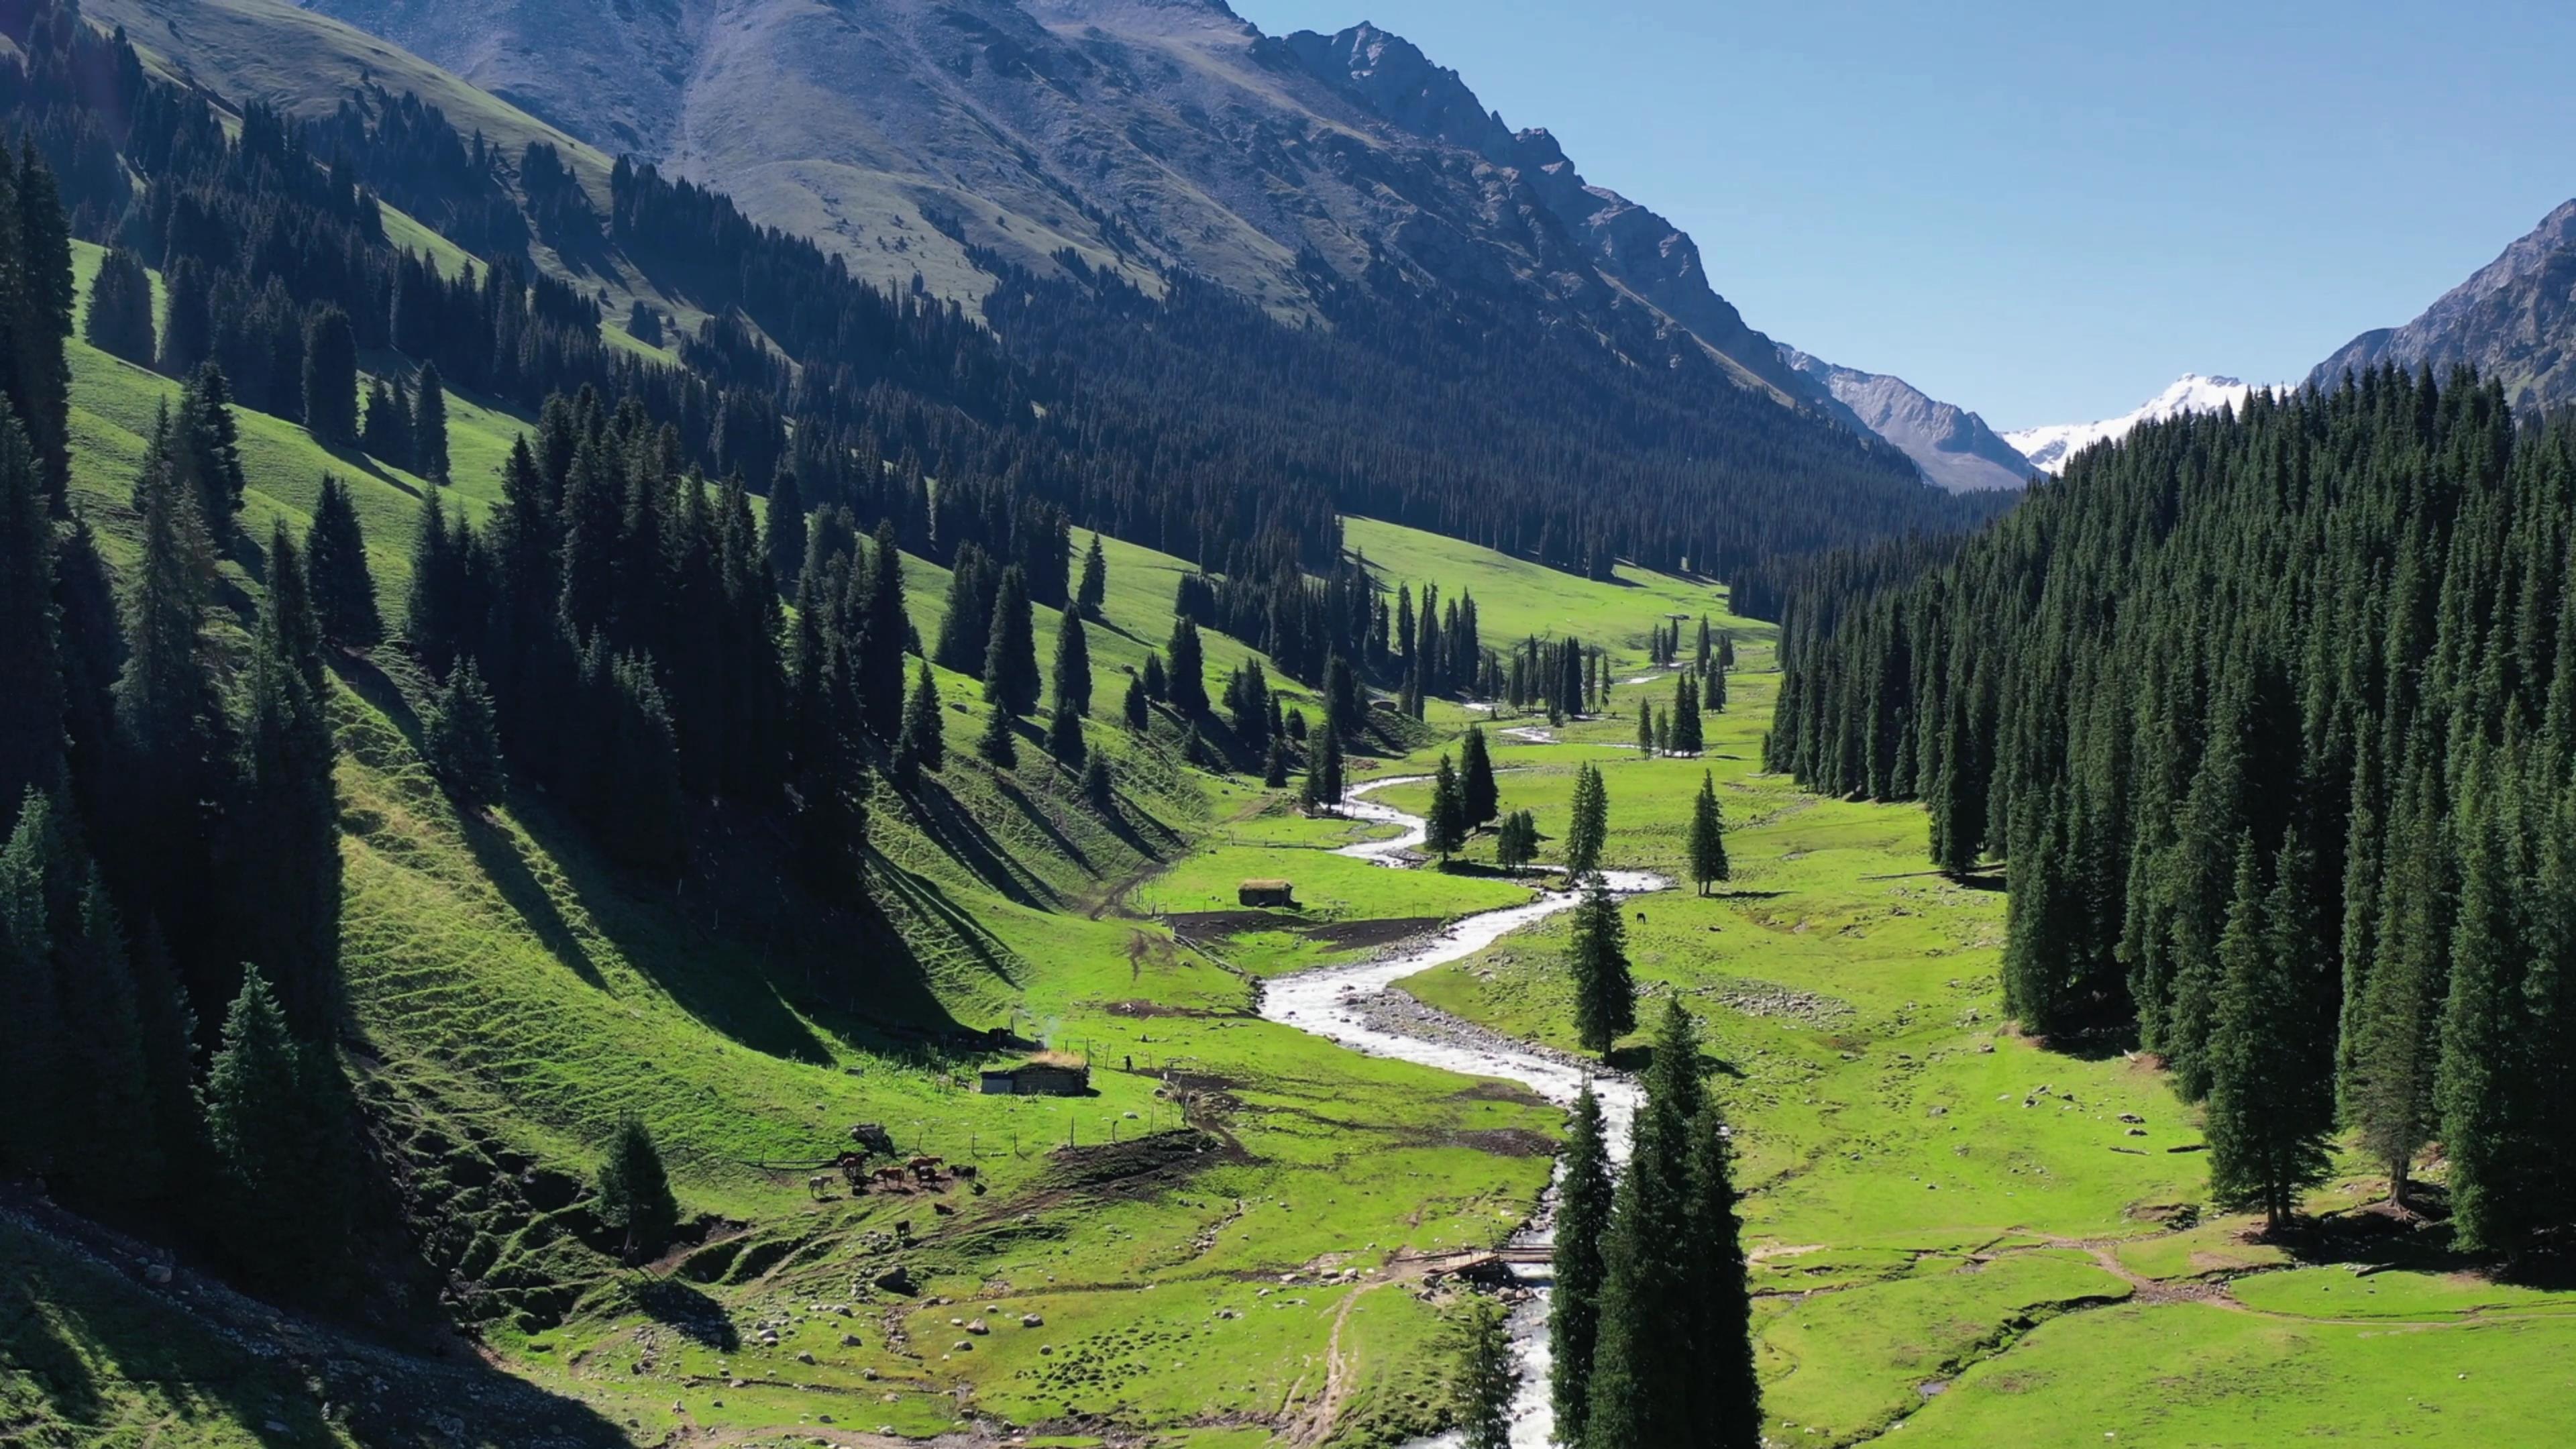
left=804, top=1152, right=977, bottom=1201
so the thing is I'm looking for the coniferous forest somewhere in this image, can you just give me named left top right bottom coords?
left=1770, top=368, right=2576, bottom=1248
left=21, top=0, right=2576, bottom=1441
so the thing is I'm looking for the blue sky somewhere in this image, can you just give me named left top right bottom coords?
left=1232, top=0, right=2576, bottom=429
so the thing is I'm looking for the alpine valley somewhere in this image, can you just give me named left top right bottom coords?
left=4, top=2, right=2575, bottom=1448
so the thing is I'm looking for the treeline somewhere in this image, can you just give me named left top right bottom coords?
left=984, top=253, right=2014, bottom=584
left=1771, top=367, right=2576, bottom=1250
left=0, top=129, right=361, bottom=1291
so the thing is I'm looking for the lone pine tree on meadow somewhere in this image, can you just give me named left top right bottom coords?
left=412, top=362, right=450, bottom=483
left=303, top=474, right=382, bottom=648
left=1460, top=723, right=1498, bottom=825
left=898, top=659, right=945, bottom=778
left=596, top=1114, right=681, bottom=1265
left=1564, top=763, right=1609, bottom=875
left=1568, top=873, right=1635, bottom=1056
left=1166, top=616, right=1208, bottom=715
left=1688, top=771, right=1730, bottom=895
left=1077, top=533, right=1108, bottom=619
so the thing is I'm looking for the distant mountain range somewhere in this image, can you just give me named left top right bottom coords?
left=1779, top=347, right=2033, bottom=492
left=270, top=0, right=2039, bottom=494
left=2311, top=199, right=2576, bottom=413
left=2004, top=374, right=2274, bottom=475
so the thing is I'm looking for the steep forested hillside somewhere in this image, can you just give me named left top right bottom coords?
left=1770, top=368, right=2576, bottom=1249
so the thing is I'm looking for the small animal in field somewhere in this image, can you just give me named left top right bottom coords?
left=807, top=1175, right=833, bottom=1200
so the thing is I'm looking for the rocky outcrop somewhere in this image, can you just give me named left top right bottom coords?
left=1781, top=347, right=2034, bottom=492
left=2311, top=199, right=2576, bottom=413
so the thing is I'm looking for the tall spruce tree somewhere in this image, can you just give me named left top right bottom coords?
left=1167, top=616, right=1208, bottom=716
left=1427, top=754, right=1466, bottom=861
left=1550, top=1083, right=1613, bottom=1446
left=0, top=789, right=67, bottom=1175
left=1685, top=1089, right=1762, bottom=1446
left=983, top=565, right=1041, bottom=716
left=898, top=659, right=945, bottom=779
left=1053, top=612, right=1093, bottom=718
left=84, top=246, right=156, bottom=366
left=1688, top=771, right=1729, bottom=895
left=1564, top=763, right=1609, bottom=875
left=765, top=468, right=807, bottom=589
left=204, top=969, right=350, bottom=1284
left=231, top=578, right=342, bottom=1042
left=0, top=400, right=61, bottom=822
left=596, top=1114, right=680, bottom=1264
left=1585, top=998, right=1703, bottom=1449
left=2204, top=834, right=2332, bottom=1232
left=303, top=475, right=382, bottom=648
left=1568, top=873, right=1635, bottom=1056
left=1076, top=533, right=1108, bottom=619
left=1458, top=1297, right=1516, bottom=1449
left=301, top=307, right=359, bottom=443
left=1460, top=724, right=1498, bottom=826
left=411, top=362, right=451, bottom=482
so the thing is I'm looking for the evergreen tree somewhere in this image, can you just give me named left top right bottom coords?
left=1167, top=617, right=1208, bottom=715
left=1568, top=873, right=1635, bottom=1056
left=1046, top=699, right=1087, bottom=769
left=204, top=969, right=348, bottom=1283
left=411, top=362, right=451, bottom=482
left=264, top=521, right=325, bottom=688
left=855, top=523, right=911, bottom=738
left=1076, top=533, right=1108, bottom=619
left=898, top=660, right=945, bottom=778
left=765, top=467, right=807, bottom=589
left=1686, top=1089, right=1763, bottom=1447
left=2204, top=834, right=2332, bottom=1232
left=11, top=146, right=71, bottom=511
left=977, top=702, right=1019, bottom=768
left=1496, top=810, right=1538, bottom=869
left=0, top=789, right=66, bottom=1175
left=595, top=1114, right=681, bottom=1264
left=425, top=658, right=506, bottom=805
left=983, top=566, right=1041, bottom=716
left=0, top=400, right=62, bottom=821
left=1122, top=674, right=1150, bottom=731
left=1672, top=672, right=1703, bottom=753
left=1550, top=1083, right=1613, bottom=1446
left=1427, top=753, right=1466, bottom=860
left=362, top=379, right=412, bottom=468
left=933, top=544, right=993, bottom=677
left=1082, top=754, right=1116, bottom=812
left=1458, top=1297, right=1516, bottom=1449
left=1688, top=771, right=1729, bottom=895
left=1263, top=736, right=1290, bottom=788
left=2436, top=788, right=2526, bottom=1250
left=301, top=307, right=359, bottom=443
left=175, top=366, right=248, bottom=535
left=1054, top=612, right=1093, bottom=718
left=1636, top=702, right=1655, bottom=755
left=158, top=256, right=214, bottom=380
left=1305, top=725, right=1345, bottom=810
left=1460, top=724, right=1498, bottom=825
left=1142, top=650, right=1168, bottom=702
left=1704, top=663, right=1726, bottom=713
left=1585, top=998, right=1702, bottom=1448
left=84, top=246, right=156, bottom=366
left=54, top=865, right=161, bottom=1203
left=1564, top=763, right=1608, bottom=875
left=231, top=586, right=342, bottom=1042
left=303, top=475, right=382, bottom=648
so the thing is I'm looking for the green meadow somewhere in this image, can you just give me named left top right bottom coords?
left=21, top=237, right=2576, bottom=1446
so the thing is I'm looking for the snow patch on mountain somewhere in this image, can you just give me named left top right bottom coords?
left=2004, top=374, right=2279, bottom=474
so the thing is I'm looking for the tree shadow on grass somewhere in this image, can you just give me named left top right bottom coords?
left=623, top=1275, right=741, bottom=1352
left=1, top=1202, right=630, bottom=1448
left=900, top=770, right=1055, bottom=909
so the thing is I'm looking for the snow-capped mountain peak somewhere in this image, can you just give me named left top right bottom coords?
left=2003, top=374, right=2278, bottom=474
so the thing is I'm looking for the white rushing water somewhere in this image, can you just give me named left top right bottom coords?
left=1255, top=776, right=1668, bottom=1448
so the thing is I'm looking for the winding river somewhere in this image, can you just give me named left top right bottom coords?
left=1253, top=775, right=1669, bottom=1449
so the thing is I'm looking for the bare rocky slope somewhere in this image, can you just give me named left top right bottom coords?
left=2312, top=199, right=2576, bottom=413
left=292, top=0, right=2018, bottom=476
left=1779, top=346, right=2032, bottom=492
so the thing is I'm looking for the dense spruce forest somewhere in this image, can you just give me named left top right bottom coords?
left=1770, top=368, right=2576, bottom=1250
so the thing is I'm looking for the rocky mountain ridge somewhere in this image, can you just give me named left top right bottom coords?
left=1778, top=347, right=2033, bottom=492
left=2310, top=198, right=2576, bottom=414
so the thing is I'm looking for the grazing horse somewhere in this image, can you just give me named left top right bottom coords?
left=807, top=1174, right=833, bottom=1200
